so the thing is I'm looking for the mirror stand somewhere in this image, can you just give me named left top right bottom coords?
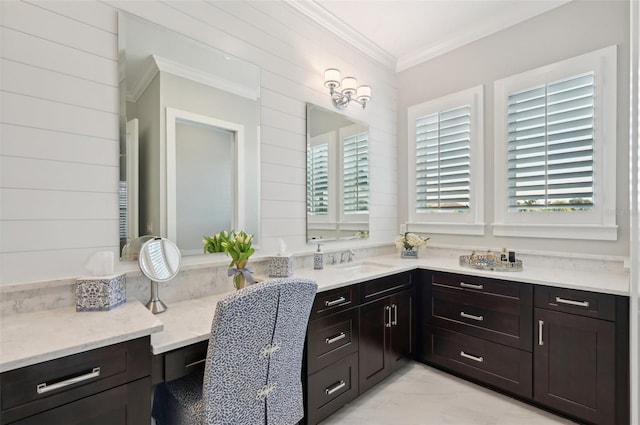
left=146, top=280, right=168, bottom=314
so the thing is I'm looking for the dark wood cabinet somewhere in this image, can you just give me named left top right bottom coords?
left=0, top=337, right=151, bottom=425
left=305, top=285, right=362, bottom=425
left=359, top=288, right=413, bottom=395
left=419, top=271, right=629, bottom=425
left=534, top=287, right=629, bottom=425
left=420, top=272, right=533, bottom=398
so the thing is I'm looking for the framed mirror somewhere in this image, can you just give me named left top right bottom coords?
left=306, top=103, right=370, bottom=242
left=118, top=12, right=261, bottom=257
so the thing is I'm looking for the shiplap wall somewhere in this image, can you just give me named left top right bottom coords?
left=0, top=0, right=398, bottom=285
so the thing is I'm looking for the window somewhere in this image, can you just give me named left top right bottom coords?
left=343, top=132, right=369, bottom=214
left=307, top=142, right=329, bottom=216
left=407, top=85, right=485, bottom=235
left=493, top=46, right=617, bottom=240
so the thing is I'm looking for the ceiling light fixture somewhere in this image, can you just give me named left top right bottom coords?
left=323, top=68, right=371, bottom=110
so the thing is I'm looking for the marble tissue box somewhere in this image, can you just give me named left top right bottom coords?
left=76, top=273, right=126, bottom=312
left=268, top=255, right=294, bottom=278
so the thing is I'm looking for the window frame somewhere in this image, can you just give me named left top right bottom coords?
left=407, top=85, right=485, bottom=235
left=492, top=45, right=618, bottom=240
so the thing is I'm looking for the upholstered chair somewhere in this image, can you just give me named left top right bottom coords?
left=152, top=278, right=318, bottom=425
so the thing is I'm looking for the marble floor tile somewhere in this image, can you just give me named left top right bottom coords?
left=319, top=362, right=577, bottom=425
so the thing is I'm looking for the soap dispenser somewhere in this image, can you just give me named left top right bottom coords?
left=314, top=244, right=324, bottom=270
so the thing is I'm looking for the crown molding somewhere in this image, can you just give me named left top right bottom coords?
left=284, top=0, right=396, bottom=71
left=127, top=55, right=260, bottom=102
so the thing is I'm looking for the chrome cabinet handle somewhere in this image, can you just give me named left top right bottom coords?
left=37, top=367, right=101, bottom=394
left=325, top=296, right=346, bottom=307
left=391, top=304, right=398, bottom=326
left=555, top=296, right=589, bottom=308
left=460, top=351, right=483, bottom=363
left=185, top=359, right=206, bottom=368
left=325, top=332, right=347, bottom=344
left=325, top=380, right=346, bottom=395
left=460, top=311, right=484, bottom=322
left=385, top=305, right=392, bottom=328
left=459, top=282, right=483, bottom=290
left=538, top=320, right=544, bottom=346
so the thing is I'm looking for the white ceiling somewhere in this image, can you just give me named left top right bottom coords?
left=290, top=0, right=572, bottom=71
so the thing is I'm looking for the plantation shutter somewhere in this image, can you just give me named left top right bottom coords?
left=507, top=72, right=594, bottom=211
left=415, top=106, right=471, bottom=213
left=307, top=143, right=329, bottom=215
left=119, top=181, right=127, bottom=239
left=343, top=132, right=369, bottom=213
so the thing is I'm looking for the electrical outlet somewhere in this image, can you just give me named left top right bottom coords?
left=399, top=223, right=406, bottom=234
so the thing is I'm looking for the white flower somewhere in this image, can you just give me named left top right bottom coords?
left=395, top=232, right=429, bottom=250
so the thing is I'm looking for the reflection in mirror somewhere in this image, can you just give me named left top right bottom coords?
left=118, top=12, right=260, bottom=257
left=306, top=103, right=370, bottom=242
left=139, top=237, right=182, bottom=314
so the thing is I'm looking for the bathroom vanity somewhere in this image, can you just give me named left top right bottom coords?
left=0, top=253, right=630, bottom=425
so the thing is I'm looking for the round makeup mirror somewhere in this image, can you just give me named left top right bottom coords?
left=139, top=237, right=181, bottom=314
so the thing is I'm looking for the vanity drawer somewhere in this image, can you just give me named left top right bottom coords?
left=307, top=309, right=359, bottom=374
left=306, top=352, right=359, bottom=425
left=361, top=272, right=412, bottom=303
left=311, top=286, right=358, bottom=319
left=163, top=340, right=208, bottom=382
left=0, top=337, right=150, bottom=423
left=421, top=326, right=532, bottom=398
left=535, top=286, right=615, bottom=321
left=429, top=288, right=532, bottom=351
left=432, top=272, right=531, bottom=303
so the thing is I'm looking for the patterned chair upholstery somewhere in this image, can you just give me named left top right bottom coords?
left=152, top=278, right=318, bottom=425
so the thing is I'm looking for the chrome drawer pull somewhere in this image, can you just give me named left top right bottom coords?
left=459, top=282, right=483, bottom=290
left=36, top=367, right=101, bottom=394
left=460, top=312, right=483, bottom=322
left=538, top=320, right=544, bottom=346
left=325, top=296, right=346, bottom=307
left=391, top=304, right=398, bottom=326
left=460, top=351, right=483, bottom=363
left=325, top=332, right=347, bottom=344
left=185, top=358, right=206, bottom=368
left=555, top=296, right=589, bottom=308
left=325, top=380, right=346, bottom=395
left=385, top=305, right=392, bottom=328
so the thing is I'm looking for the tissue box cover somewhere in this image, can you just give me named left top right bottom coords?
left=76, top=273, right=126, bottom=312
left=268, top=255, right=294, bottom=277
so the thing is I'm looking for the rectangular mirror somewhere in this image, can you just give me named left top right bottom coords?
left=118, top=12, right=261, bottom=257
left=306, top=103, right=370, bottom=242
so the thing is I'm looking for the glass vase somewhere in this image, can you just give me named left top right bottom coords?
left=232, top=261, right=248, bottom=290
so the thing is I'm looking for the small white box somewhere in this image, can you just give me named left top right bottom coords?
left=268, top=255, right=294, bottom=278
left=76, top=273, right=126, bottom=312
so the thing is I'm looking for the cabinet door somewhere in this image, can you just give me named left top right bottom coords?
left=534, top=308, right=615, bottom=425
left=389, top=290, right=413, bottom=371
left=359, top=298, right=389, bottom=394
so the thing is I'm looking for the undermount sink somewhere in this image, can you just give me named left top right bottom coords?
left=335, top=261, right=393, bottom=274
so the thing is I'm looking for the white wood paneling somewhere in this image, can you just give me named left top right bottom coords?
left=1, top=0, right=397, bottom=285
left=1, top=59, right=118, bottom=113
left=0, top=28, right=117, bottom=85
left=1, top=124, right=118, bottom=166
left=1, top=189, right=117, bottom=221
left=2, top=156, right=117, bottom=193
left=1, top=220, right=117, bottom=252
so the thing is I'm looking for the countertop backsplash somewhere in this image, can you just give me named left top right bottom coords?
left=0, top=243, right=627, bottom=316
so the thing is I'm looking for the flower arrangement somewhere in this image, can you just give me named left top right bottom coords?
left=204, top=230, right=255, bottom=265
left=395, top=232, right=429, bottom=251
left=203, top=230, right=255, bottom=289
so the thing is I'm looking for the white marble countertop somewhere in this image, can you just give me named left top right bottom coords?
left=0, top=298, right=163, bottom=373
left=150, top=252, right=629, bottom=355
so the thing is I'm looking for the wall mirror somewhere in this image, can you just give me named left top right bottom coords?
left=306, top=103, right=370, bottom=242
left=118, top=12, right=261, bottom=257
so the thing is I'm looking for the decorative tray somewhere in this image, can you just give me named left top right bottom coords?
left=459, top=254, right=523, bottom=272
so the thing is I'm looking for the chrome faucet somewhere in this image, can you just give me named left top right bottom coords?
left=340, top=249, right=356, bottom=263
